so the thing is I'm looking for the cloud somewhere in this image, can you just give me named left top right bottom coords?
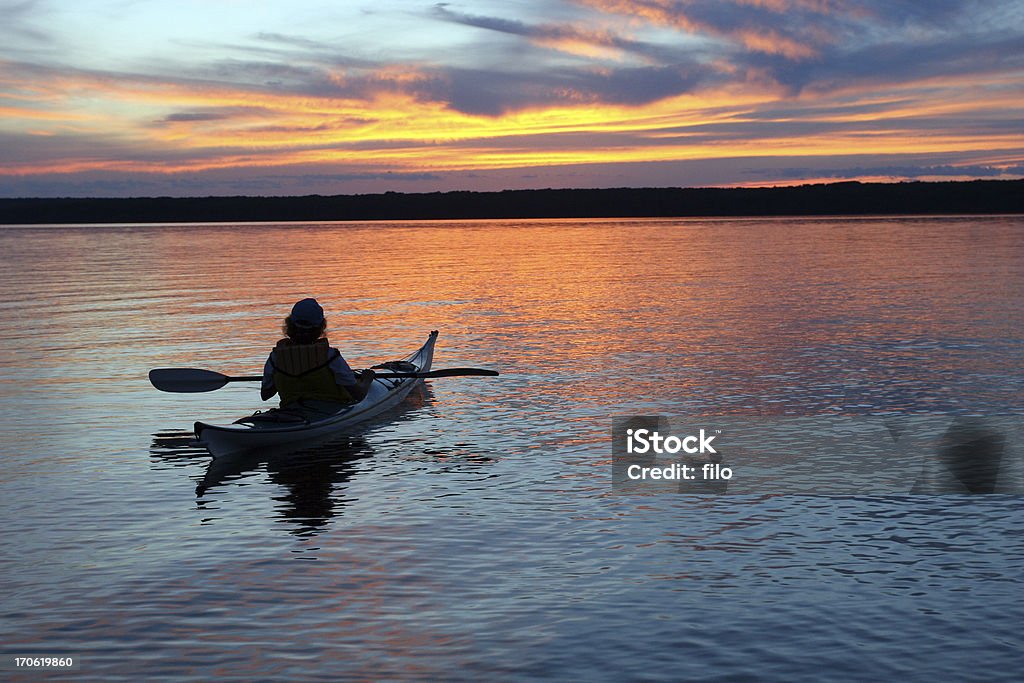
left=423, top=1, right=1024, bottom=113
left=424, top=4, right=721, bottom=113
left=572, top=0, right=1024, bottom=83
left=748, top=29, right=1024, bottom=96
left=5, top=152, right=1020, bottom=198
left=746, top=162, right=1024, bottom=181
left=8, top=2, right=1016, bottom=115
left=0, top=166, right=444, bottom=198
left=158, top=107, right=267, bottom=124
left=2, top=0, right=54, bottom=46
left=422, top=62, right=708, bottom=115
left=253, top=32, right=337, bottom=52
left=0, top=0, right=1021, bottom=196
left=432, top=4, right=662, bottom=62
left=570, top=0, right=837, bottom=58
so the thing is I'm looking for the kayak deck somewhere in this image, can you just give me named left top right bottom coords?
left=195, top=330, right=438, bottom=458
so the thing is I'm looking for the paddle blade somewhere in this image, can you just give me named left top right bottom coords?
left=149, top=368, right=231, bottom=393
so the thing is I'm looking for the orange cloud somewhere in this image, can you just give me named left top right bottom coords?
left=733, top=29, right=818, bottom=59
left=1, top=27, right=1021, bottom=187
left=573, top=0, right=828, bottom=58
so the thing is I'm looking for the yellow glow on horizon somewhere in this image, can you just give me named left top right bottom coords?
left=1, top=59, right=1022, bottom=181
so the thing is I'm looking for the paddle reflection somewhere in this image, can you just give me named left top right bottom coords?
left=149, top=429, right=210, bottom=466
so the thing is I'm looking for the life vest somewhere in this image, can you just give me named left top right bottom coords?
left=270, top=338, right=355, bottom=406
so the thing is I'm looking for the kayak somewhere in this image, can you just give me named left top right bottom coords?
left=194, top=330, right=438, bottom=459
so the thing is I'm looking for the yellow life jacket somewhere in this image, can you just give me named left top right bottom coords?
left=271, top=338, right=355, bottom=406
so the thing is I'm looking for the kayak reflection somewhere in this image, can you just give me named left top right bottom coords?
left=197, top=437, right=375, bottom=537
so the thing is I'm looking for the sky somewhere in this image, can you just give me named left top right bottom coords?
left=1, top=0, right=1023, bottom=197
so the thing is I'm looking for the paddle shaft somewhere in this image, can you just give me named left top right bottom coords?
left=222, top=370, right=495, bottom=381
left=205, top=374, right=440, bottom=382
left=149, top=367, right=497, bottom=393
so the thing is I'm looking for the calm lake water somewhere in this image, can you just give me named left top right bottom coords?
left=1, top=216, right=1023, bottom=681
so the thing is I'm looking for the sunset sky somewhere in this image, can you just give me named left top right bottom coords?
left=2, top=0, right=1022, bottom=197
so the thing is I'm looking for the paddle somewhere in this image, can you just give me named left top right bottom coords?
left=149, top=367, right=499, bottom=393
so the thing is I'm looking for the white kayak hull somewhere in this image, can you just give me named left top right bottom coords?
left=195, top=331, right=437, bottom=458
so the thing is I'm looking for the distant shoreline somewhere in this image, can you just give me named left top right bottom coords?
left=1, top=179, right=1022, bottom=224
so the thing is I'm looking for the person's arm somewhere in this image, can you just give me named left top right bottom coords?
left=347, top=369, right=376, bottom=401
left=260, top=354, right=277, bottom=401
left=329, top=352, right=375, bottom=401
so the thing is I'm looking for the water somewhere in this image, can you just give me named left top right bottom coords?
left=1, top=216, right=1022, bottom=680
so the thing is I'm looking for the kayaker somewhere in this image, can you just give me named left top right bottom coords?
left=260, top=298, right=375, bottom=409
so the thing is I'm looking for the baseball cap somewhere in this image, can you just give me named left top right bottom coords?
left=290, top=297, right=325, bottom=328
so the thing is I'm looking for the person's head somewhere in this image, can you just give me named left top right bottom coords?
left=282, top=297, right=327, bottom=343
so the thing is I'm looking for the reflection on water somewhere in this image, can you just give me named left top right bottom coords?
left=151, top=430, right=374, bottom=522
left=2, top=217, right=1023, bottom=680
left=146, top=380, right=505, bottom=543
left=198, top=438, right=373, bottom=537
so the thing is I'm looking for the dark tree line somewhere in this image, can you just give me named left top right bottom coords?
left=1, top=179, right=1021, bottom=224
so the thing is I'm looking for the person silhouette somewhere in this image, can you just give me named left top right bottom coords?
left=260, top=298, right=375, bottom=415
